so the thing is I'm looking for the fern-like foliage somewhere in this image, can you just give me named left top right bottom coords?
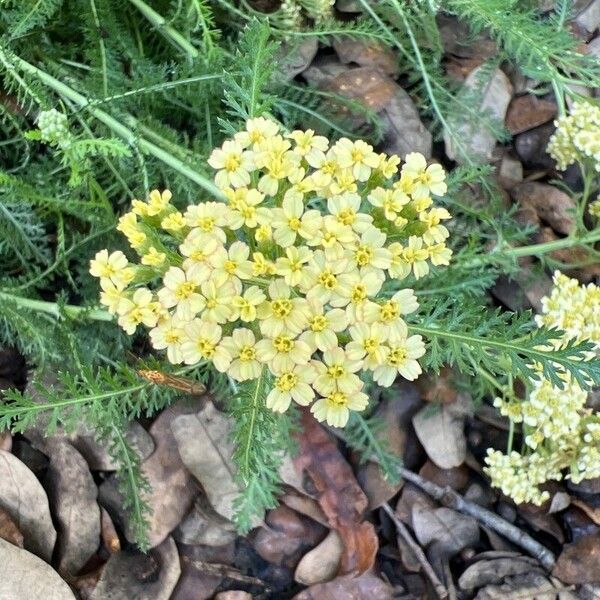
left=445, top=0, right=600, bottom=106
left=345, top=411, right=402, bottom=484
left=412, top=299, right=600, bottom=390
left=228, top=368, right=298, bottom=533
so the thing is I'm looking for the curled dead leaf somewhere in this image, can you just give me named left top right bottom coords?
left=294, top=411, right=378, bottom=576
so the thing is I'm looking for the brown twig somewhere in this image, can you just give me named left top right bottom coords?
left=398, top=468, right=556, bottom=571
left=382, top=503, right=449, bottom=600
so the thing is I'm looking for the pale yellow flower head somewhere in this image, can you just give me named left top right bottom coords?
left=91, top=120, right=453, bottom=427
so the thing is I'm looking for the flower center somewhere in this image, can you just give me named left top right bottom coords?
left=351, top=284, right=367, bottom=303
left=199, top=216, right=215, bottom=232
left=224, top=260, right=237, bottom=274
left=274, top=335, right=294, bottom=353
left=224, top=154, right=240, bottom=172
left=355, top=246, right=373, bottom=266
left=337, top=208, right=356, bottom=226
left=326, top=391, right=348, bottom=407
left=364, top=337, right=378, bottom=354
left=197, top=339, right=215, bottom=357
left=327, top=364, right=345, bottom=379
left=380, top=301, right=399, bottom=322
left=272, top=299, right=292, bottom=318
left=175, top=281, right=197, bottom=300
left=288, top=217, right=301, bottom=231
left=239, top=345, right=256, bottom=361
left=318, top=272, right=337, bottom=289
left=165, top=330, right=182, bottom=344
left=388, top=347, right=407, bottom=365
left=276, top=372, right=298, bottom=392
left=206, top=298, right=217, bottom=309
left=310, top=315, right=327, bottom=332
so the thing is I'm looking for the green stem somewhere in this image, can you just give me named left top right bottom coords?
left=503, top=229, right=600, bottom=258
left=127, top=0, right=199, bottom=60
left=241, top=367, right=264, bottom=480
left=3, top=50, right=222, bottom=199
left=0, top=292, right=112, bottom=322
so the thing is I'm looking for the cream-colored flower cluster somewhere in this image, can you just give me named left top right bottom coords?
left=485, top=272, right=600, bottom=504
left=90, top=119, right=452, bottom=427
left=547, top=100, right=600, bottom=171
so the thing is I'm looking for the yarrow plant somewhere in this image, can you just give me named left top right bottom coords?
left=89, top=118, right=452, bottom=428
left=485, top=273, right=600, bottom=505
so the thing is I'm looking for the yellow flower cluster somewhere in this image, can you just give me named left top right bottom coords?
left=90, top=119, right=452, bottom=427
left=485, top=272, right=600, bottom=504
left=547, top=100, right=600, bottom=171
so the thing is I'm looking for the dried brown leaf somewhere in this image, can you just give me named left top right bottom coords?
left=553, top=533, right=600, bottom=584
left=412, top=394, right=472, bottom=469
left=294, top=411, right=378, bottom=576
left=459, top=553, right=544, bottom=591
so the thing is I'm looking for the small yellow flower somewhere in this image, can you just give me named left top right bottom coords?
left=311, top=389, right=369, bottom=427
left=224, top=187, right=270, bottom=229
left=149, top=316, right=187, bottom=364
left=275, top=246, right=313, bottom=287
left=117, top=288, right=160, bottom=334
left=90, top=249, right=128, bottom=280
left=231, top=285, right=266, bottom=322
left=327, top=193, right=372, bottom=233
left=288, top=129, right=329, bottom=167
left=332, top=138, right=380, bottom=182
left=208, top=140, right=255, bottom=188
left=346, top=322, right=390, bottom=370
left=161, top=211, right=186, bottom=232
left=180, top=229, right=221, bottom=278
left=209, top=241, right=253, bottom=285
left=141, top=246, right=167, bottom=267
left=312, top=347, right=363, bottom=396
left=183, top=202, right=228, bottom=243
left=350, top=226, right=392, bottom=276
left=145, top=189, right=172, bottom=216
left=267, top=363, right=317, bottom=412
left=181, top=320, right=231, bottom=371
left=421, top=207, right=451, bottom=244
left=256, top=279, right=310, bottom=337
left=251, top=251, right=276, bottom=277
left=99, top=278, right=128, bottom=314
left=235, top=117, right=280, bottom=149
left=255, top=332, right=312, bottom=372
left=373, top=334, right=426, bottom=386
left=301, top=248, right=350, bottom=303
left=401, top=153, right=447, bottom=199
left=199, top=277, right=238, bottom=323
left=368, top=187, right=410, bottom=221
left=157, top=266, right=205, bottom=320
left=300, top=300, right=347, bottom=352
left=331, top=270, right=384, bottom=321
left=271, top=196, right=322, bottom=248
left=220, top=328, right=262, bottom=381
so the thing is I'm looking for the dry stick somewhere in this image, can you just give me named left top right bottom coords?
left=382, top=503, right=449, bottom=600
left=398, top=468, right=556, bottom=571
